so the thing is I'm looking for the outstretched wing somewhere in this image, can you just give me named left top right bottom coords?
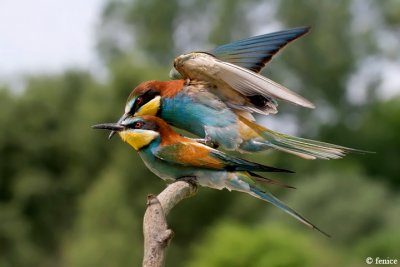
left=212, top=59, right=315, bottom=110
left=154, top=141, right=292, bottom=173
left=170, top=27, right=310, bottom=79
left=210, top=26, right=310, bottom=73
left=174, top=53, right=315, bottom=114
left=172, top=27, right=314, bottom=113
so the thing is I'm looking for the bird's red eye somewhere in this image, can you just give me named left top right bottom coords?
left=136, top=97, right=143, bottom=106
left=133, top=121, right=144, bottom=129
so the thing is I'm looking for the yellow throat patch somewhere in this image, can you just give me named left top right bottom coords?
left=119, top=130, right=159, bottom=150
left=134, top=96, right=161, bottom=116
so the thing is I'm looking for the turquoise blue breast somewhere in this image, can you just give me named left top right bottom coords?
left=160, top=91, right=238, bottom=142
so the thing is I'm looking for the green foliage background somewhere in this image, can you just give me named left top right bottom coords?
left=1, top=1, right=399, bottom=266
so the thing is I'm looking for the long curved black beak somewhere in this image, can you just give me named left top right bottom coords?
left=92, top=123, right=124, bottom=132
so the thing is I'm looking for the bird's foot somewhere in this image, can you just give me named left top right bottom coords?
left=177, top=176, right=198, bottom=188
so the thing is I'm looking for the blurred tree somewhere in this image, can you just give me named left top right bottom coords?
left=0, top=70, right=142, bottom=266
left=265, top=0, right=378, bottom=142
left=266, top=170, right=400, bottom=244
left=186, top=222, right=339, bottom=267
left=63, top=171, right=142, bottom=267
left=320, top=97, right=400, bottom=186
left=355, top=230, right=400, bottom=261
left=97, top=0, right=260, bottom=66
left=98, top=0, right=182, bottom=65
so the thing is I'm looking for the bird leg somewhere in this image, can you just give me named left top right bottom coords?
left=194, top=137, right=219, bottom=149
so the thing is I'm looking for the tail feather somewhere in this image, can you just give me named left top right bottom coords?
left=248, top=171, right=296, bottom=189
left=250, top=186, right=330, bottom=237
left=264, top=131, right=367, bottom=160
left=239, top=115, right=368, bottom=160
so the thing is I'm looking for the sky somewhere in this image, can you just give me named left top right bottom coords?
left=0, top=0, right=104, bottom=77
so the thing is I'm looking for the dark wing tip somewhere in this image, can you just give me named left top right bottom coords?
left=248, top=171, right=296, bottom=189
left=253, top=162, right=295, bottom=174
left=271, top=167, right=295, bottom=174
left=254, top=162, right=295, bottom=174
left=209, top=26, right=313, bottom=73
left=298, top=25, right=311, bottom=33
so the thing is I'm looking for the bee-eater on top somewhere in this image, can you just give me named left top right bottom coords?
left=110, top=27, right=363, bottom=159
left=92, top=115, right=329, bottom=237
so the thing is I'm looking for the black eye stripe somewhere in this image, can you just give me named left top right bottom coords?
left=126, top=120, right=144, bottom=129
left=126, top=120, right=159, bottom=131
left=129, top=88, right=160, bottom=114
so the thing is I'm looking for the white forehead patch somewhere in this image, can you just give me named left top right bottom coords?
left=125, top=98, right=135, bottom=114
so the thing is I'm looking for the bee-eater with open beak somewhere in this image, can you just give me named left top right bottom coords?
left=93, top=115, right=329, bottom=236
left=110, top=27, right=363, bottom=159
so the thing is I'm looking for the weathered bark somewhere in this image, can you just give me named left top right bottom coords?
left=142, top=181, right=197, bottom=267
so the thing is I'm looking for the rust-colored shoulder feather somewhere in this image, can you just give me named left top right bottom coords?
left=158, top=80, right=185, bottom=98
left=142, top=115, right=224, bottom=169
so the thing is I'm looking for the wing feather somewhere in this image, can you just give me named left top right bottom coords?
left=174, top=53, right=315, bottom=114
left=214, top=60, right=315, bottom=110
left=210, top=27, right=310, bottom=72
left=154, top=141, right=292, bottom=173
left=154, top=142, right=224, bottom=169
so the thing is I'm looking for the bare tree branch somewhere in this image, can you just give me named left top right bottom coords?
left=142, top=181, right=197, bottom=267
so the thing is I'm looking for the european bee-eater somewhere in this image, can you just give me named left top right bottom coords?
left=93, top=115, right=329, bottom=236
left=111, top=27, right=362, bottom=159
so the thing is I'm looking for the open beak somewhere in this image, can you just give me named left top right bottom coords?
left=98, top=113, right=129, bottom=140
left=107, top=128, right=118, bottom=140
